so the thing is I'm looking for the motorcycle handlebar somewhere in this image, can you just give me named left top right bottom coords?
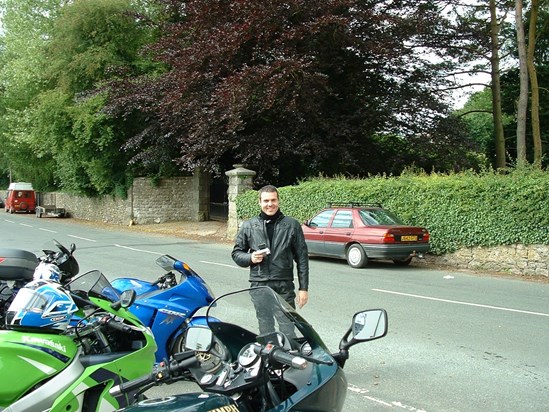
left=109, top=373, right=155, bottom=398
left=103, top=317, right=132, bottom=334
left=110, top=352, right=198, bottom=397
left=255, top=344, right=308, bottom=370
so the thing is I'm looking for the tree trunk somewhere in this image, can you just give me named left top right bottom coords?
left=527, top=0, right=542, bottom=167
left=515, top=0, right=528, bottom=166
left=490, top=0, right=507, bottom=170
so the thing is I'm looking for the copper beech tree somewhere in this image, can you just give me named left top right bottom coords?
left=107, top=0, right=480, bottom=185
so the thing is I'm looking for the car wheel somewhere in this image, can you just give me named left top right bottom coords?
left=346, top=244, right=368, bottom=268
left=393, top=257, right=413, bottom=266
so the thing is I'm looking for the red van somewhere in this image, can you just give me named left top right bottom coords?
left=5, top=182, right=36, bottom=214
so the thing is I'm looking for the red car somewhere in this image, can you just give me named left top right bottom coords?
left=302, top=203, right=430, bottom=268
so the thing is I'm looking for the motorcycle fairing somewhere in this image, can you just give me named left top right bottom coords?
left=282, top=360, right=348, bottom=411
left=113, top=275, right=213, bottom=362
left=50, top=344, right=157, bottom=411
left=0, top=330, right=78, bottom=406
left=1, top=348, right=85, bottom=411
left=111, top=278, right=158, bottom=296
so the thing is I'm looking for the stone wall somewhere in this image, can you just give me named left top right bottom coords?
left=49, top=173, right=209, bottom=225
left=418, top=244, right=548, bottom=277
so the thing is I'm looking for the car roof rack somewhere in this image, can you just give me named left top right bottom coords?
left=327, top=202, right=383, bottom=208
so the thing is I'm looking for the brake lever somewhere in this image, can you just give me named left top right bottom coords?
left=298, top=353, right=333, bottom=366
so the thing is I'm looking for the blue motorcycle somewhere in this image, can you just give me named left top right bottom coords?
left=111, top=254, right=215, bottom=362
left=2, top=243, right=216, bottom=363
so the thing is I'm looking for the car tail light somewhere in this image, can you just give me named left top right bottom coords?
left=423, top=230, right=430, bottom=242
left=383, top=233, right=396, bottom=243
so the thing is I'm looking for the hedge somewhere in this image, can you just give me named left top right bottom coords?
left=235, top=168, right=549, bottom=255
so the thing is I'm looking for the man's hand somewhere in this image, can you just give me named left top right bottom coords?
left=251, top=250, right=266, bottom=264
left=297, top=290, right=309, bottom=308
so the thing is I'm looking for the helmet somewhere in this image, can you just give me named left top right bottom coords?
left=33, top=262, right=62, bottom=282
left=5, top=280, right=78, bottom=332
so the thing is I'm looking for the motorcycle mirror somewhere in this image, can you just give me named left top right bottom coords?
left=119, top=289, right=137, bottom=309
left=336, top=309, right=388, bottom=365
left=351, top=309, right=388, bottom=342
left=70, top=243, right=76, bottom=254
left=184, top=326, right=213, bottom=351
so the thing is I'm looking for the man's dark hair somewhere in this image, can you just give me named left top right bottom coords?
left=258, top=185, right=279, bottom=200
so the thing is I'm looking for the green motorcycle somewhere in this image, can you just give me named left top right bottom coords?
left=0, top=269, right=157, bottom=411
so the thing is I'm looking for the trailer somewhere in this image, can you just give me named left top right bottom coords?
left=35, top=193, right=66, bottom=218
left=36, top=205, right=66, bottom=218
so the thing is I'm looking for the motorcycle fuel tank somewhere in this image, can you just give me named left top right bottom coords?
left=121, top=392, right=241, bottom=411
left=0, top=330, right=78, bottom=406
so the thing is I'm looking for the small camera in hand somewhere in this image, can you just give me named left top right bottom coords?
left=256, top=247, right=271, bottom=255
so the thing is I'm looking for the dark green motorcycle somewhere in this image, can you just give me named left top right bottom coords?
left=112, top=286, right=388, bottom=412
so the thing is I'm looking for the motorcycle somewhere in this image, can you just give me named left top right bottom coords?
left=110, top=254, right=215, bottom=362
left=112, top=286, right=389, bottom=412
left=0, top=239, right=79, bottom=325
left=0, top=269, right=157, bottom=412
left=1, top=241, right=214, bottom=362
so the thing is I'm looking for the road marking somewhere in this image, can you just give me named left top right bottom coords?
left=39, top=228, right=57, bottom=233
left=4, top=219, right=15, bottom=223
left=68, top=235, right=96, bottom=242
left=372, top=289, right=549, bottom=317
left=348, top=384, right=426, bottom=411
left=20, top=223, right=33, bottom=228
left=113, top=244, right=163, bottom=255
left=200, top=260, right=245, bottom=269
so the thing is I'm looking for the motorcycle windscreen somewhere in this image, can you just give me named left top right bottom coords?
left=66, top=270, right=119, bottom=302
left=206, top=287, right=308, bottom=341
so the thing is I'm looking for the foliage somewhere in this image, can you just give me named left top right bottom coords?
left=0, top=0, right=543, bottom=195
left=235, top=168, right=549, bottom=254
left=0, top=0, right=156, bottom=194
left=457, top=1, right=549, bottom=169
left=458, top=89, right=515, bottom=164
left=107, top=0, right=482, bottom=186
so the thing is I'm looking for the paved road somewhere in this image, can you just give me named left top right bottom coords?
left=2, top=214, right=548, bottom=411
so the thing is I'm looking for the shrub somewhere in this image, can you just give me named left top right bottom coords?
left=236, top=168, right=549, bottom=254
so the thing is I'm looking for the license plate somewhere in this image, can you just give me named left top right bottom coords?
left=401, top=235, right=418, bottom=242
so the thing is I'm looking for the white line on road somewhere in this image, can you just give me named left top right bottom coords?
left=39, top=228, right=57, bottom=233
left=68, top=235, right=96, bottom=242
left=200, top=260, right=244, bottom=269
left=113, top=244, right=164, bottom=255
left=20, top=223, right=33, bottom=228
left=372, top=289, right=549, bottom=317
left=348, top=384, right=426, bottom=411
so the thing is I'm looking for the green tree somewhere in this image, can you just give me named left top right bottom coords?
left=453, top=0, right=548, bottom=169
left=0, top=0, right=61, bottom=186
left=0, top=0, right=156, bottom=194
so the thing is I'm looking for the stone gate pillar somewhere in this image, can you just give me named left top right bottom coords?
left=225, top=164, right=256, bottom=239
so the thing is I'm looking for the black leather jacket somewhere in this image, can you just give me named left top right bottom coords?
left=232, top=213, right=309, bottom=291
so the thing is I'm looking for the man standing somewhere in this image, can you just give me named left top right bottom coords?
left=232, top=185, right=309, bottom=311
